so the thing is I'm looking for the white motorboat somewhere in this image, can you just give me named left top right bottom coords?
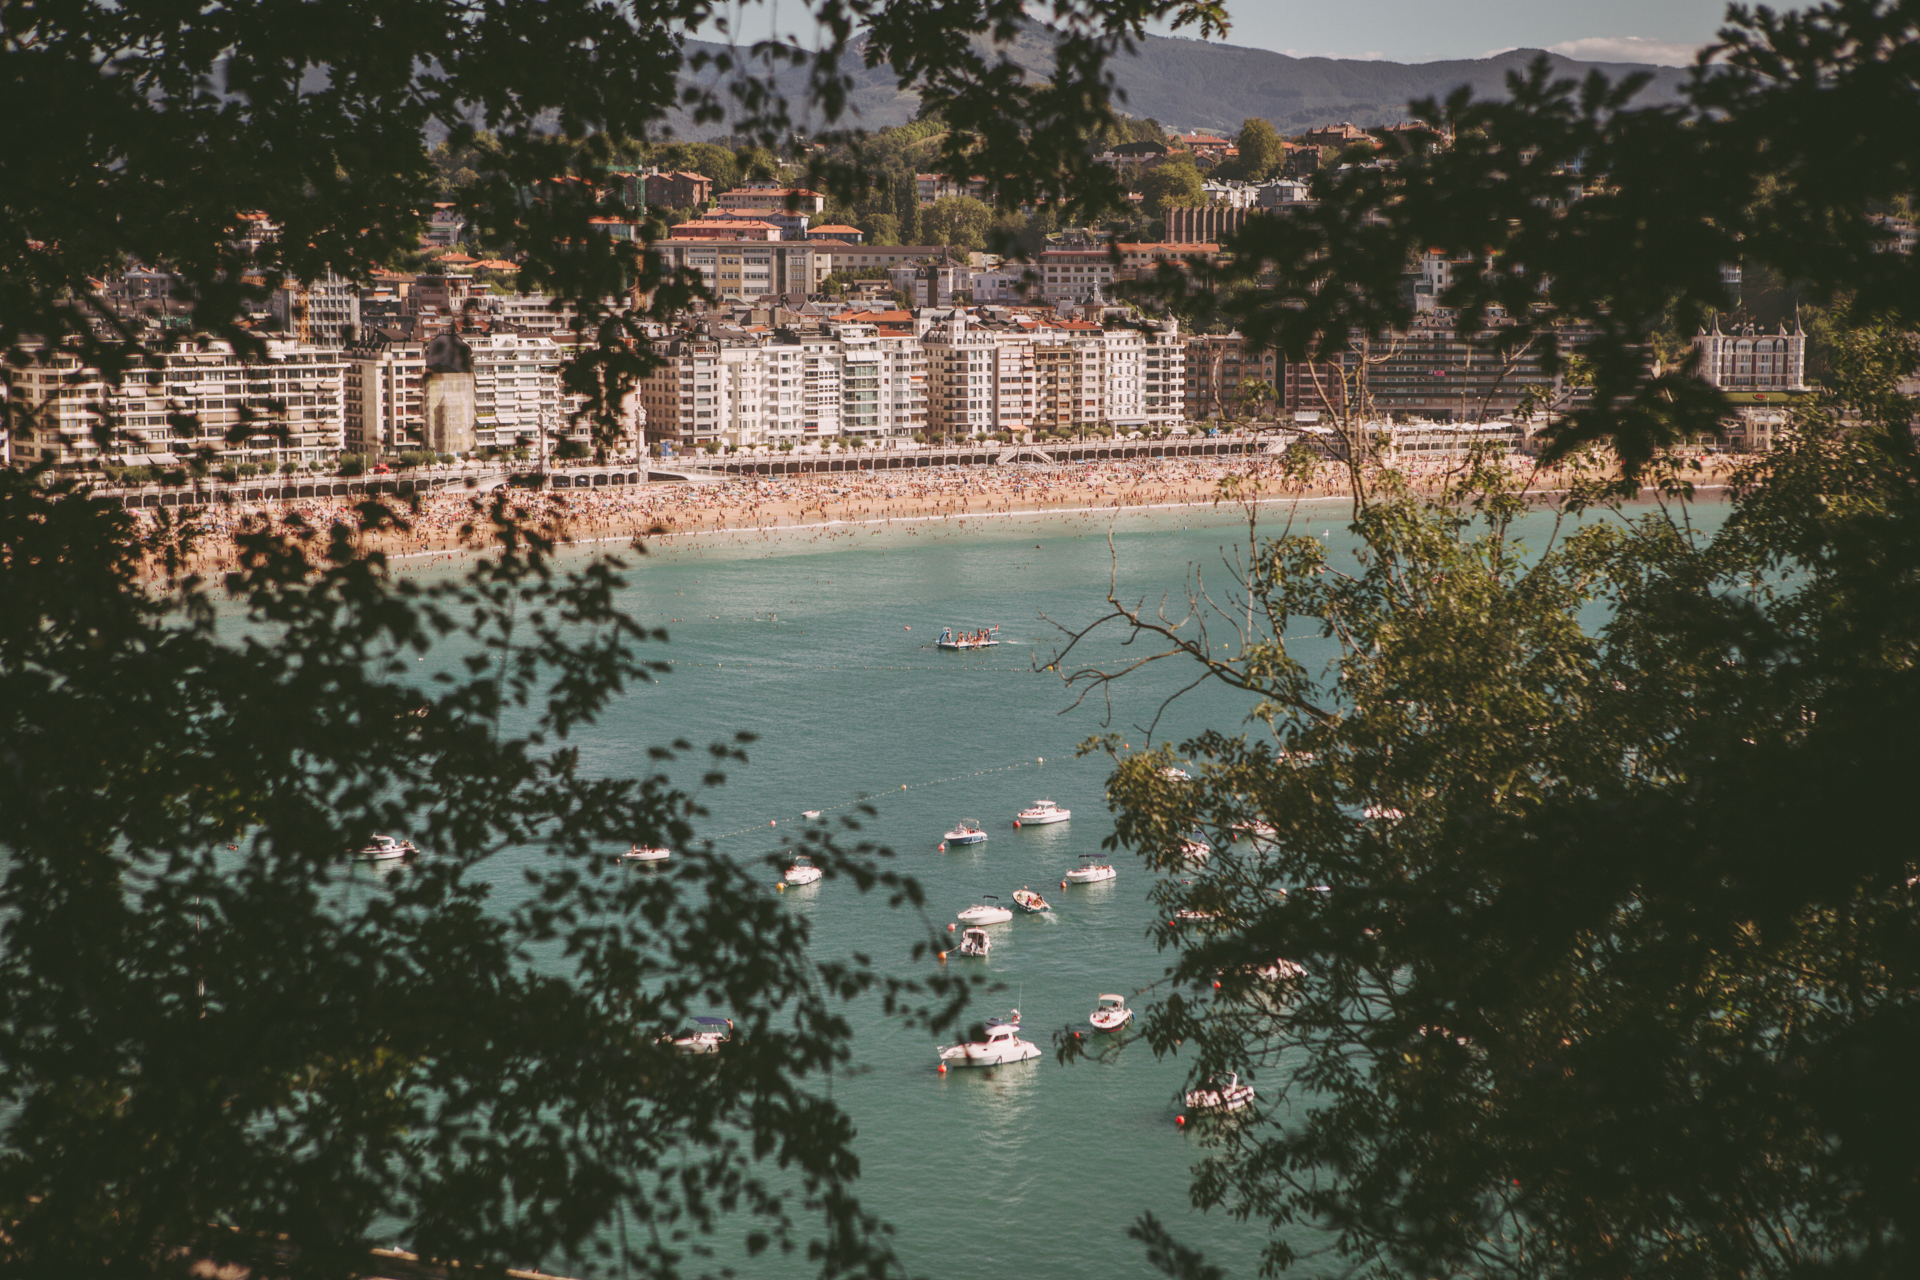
left=784, top=856, right=823, bottom=886
left=937, top=1012, right=1039, bottom=1067
left=1362, top=805, right=1405, bottom=821
left=955, top=926, right=991, bottom=957
left=1011, top=887, right=1051, bottom=913
left=1089, top=993, right=1133, bottom=1033
left=623, top=843, right=670, bottom=862
left=1178, top=834, right=1210, bottom=863
left=1015, top=799, right=1070, bottom=826
left=943, top=819, right=988, bottom=846
left=1256, top=958, right=1308, bottom=982
left=1232, top=820, right=1277, bottom=842
left=1160, top=766, right=1192, bottom=781
left=669, top=1017, right=733, bottom=1055
left=1064, top=855, right=1116, bottom=884
left=801, top=809, right=822, bottom=819
left=1185, top=1071, right=1255, bottom=1113
left=957, top=895, right=1013, bottom=925
left=353, top=834, right=416, bottom=862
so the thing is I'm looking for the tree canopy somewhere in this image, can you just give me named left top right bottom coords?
left=1062, top=2, right=1920, bottom=1276
left=1138, top=159, right=1206, bottom=219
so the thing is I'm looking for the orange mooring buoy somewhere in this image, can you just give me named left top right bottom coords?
left=948, top=922, right=955, bottom=932
left=1176, top=1115, right=1186, bottom=1126
left=938, top=1063, right=946, bottom=1073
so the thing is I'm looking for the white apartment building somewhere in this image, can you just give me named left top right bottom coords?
left=1141, top=320, right=1186, bottom=427
left=269, top=271, right=362, bottom=345
left=1691, top=316, right=1808, bottom=391
left=347, top=329, right=598, bottom=458
left=924, top=310, right=1012, bottom=436
left=10, top=341, right=345, bottom=469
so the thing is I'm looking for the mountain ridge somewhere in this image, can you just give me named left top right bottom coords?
left=662, top=25, right=1694, bottom=139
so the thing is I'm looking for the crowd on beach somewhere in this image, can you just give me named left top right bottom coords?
left=128, top=450, right=1718, bottom=581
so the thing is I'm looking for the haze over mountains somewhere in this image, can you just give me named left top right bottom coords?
left=668, top=22, right=1694, bottom=139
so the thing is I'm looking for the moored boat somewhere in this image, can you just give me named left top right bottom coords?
left=1064, top=854, right=1116, bottom=884
left=353, top=834, right=416, bottom=862
left=624, top=843, right=670, bottom=862
left=1089, top=993, right=1133, bottom=1032
left=1011, top=887, right=1051, bottom=913
left=784, top=856, right=823, bottom=886
left=943, top=819, right=988, bottom=846
left=669, top=1016, right=734, bottom=1055
left=957, top=895, right=1012, bottom=925
left=937, top=1012, right=1039, bottom=1067
left=1184, top=1071, right=1255, bottom=1113
left=955, top=926, right=991, bottom=957
left=1014, top=798, right=1069, bottom=826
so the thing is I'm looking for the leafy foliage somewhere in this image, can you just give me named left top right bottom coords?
left=1050, top=4, right=1920, bottom=1275
left=0, top=479, right=972, bottom=1276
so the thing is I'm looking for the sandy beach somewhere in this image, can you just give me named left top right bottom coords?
left=129, top=454, right=1733, bottom=582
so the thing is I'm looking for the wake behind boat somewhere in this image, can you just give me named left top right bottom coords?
left=936, top=625, right=1000, bottom=650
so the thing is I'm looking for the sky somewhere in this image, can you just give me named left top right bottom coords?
left=693, top=0, right=1754, bottom=67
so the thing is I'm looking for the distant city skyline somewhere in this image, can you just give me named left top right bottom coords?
left=693, top=0, right=1778, bottom=68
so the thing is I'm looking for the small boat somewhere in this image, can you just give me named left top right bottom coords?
left=955, top=926, right=992, bottom=957
left=1178, top=833, right=1210, bottom=863
left=936, top=624, right=1000, bottom=650
left=1232, top=820, right=1277, bottom=841
left=957, top=895, right=1013, bottom=925
left=1014, top=799, right=1070, bottom=826
left=1064, top=854, right=1116, bottom=884
left=802, top=809, right=822, bottom=819
left=669, top=1016, right=733, bottom=1055
left=1011, top=887, right=1051, bottom=913
left=938, top=1012, right=1039, bottom=1067
left=1172, top=908, right=1216, bottom=923
left=1089, top=993, right=1133, bottom=1033
left=1256, top=958, right=1308, bottom=982
left=624, top=843, right=671, bottom=862
left=1362, top=805, right=1405, bottom=821
left=784, top=856, right=823, bottom=886
left=943, top=819, right=988, bottom=846
left=353, top=834, right=416, bottom=862
left=1185, top=1071, right=1255, bottom=1113
left=1160, top=766, right=1192, bottom=781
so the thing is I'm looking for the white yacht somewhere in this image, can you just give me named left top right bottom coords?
left=1011, top=887, right=1051, bottom=913
left=957, top=895, right=1013, bottom=925
left=1089, top=993, right=1133, bottom=1033
left=1064, top=855, right=1117, bottom=884
left=352, top=834, right=416, bottom=862
left=937, top=1012, right=1039, bottom=1067
left=1015, top=799, right=1070, bottom=826
left=943, top=819, right=988, bottom=846
left=669, top=1017, right=733, bottom=1055
left=783, top=856, right=823, bottom=886
left=623, top=844, right=670, bottom=862
left=955, top=927, right=991, bottom=957
left=1185, top=1072, right=1255, bottom=1113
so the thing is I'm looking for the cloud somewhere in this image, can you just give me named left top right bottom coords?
left=1542, top=36, right=1705, bottom=67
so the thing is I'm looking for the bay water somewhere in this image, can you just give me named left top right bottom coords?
left=396, top=490, right=1729, bottom=1276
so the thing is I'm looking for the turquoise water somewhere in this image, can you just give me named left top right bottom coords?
left=400, top=492, right=1730, bottom=1276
